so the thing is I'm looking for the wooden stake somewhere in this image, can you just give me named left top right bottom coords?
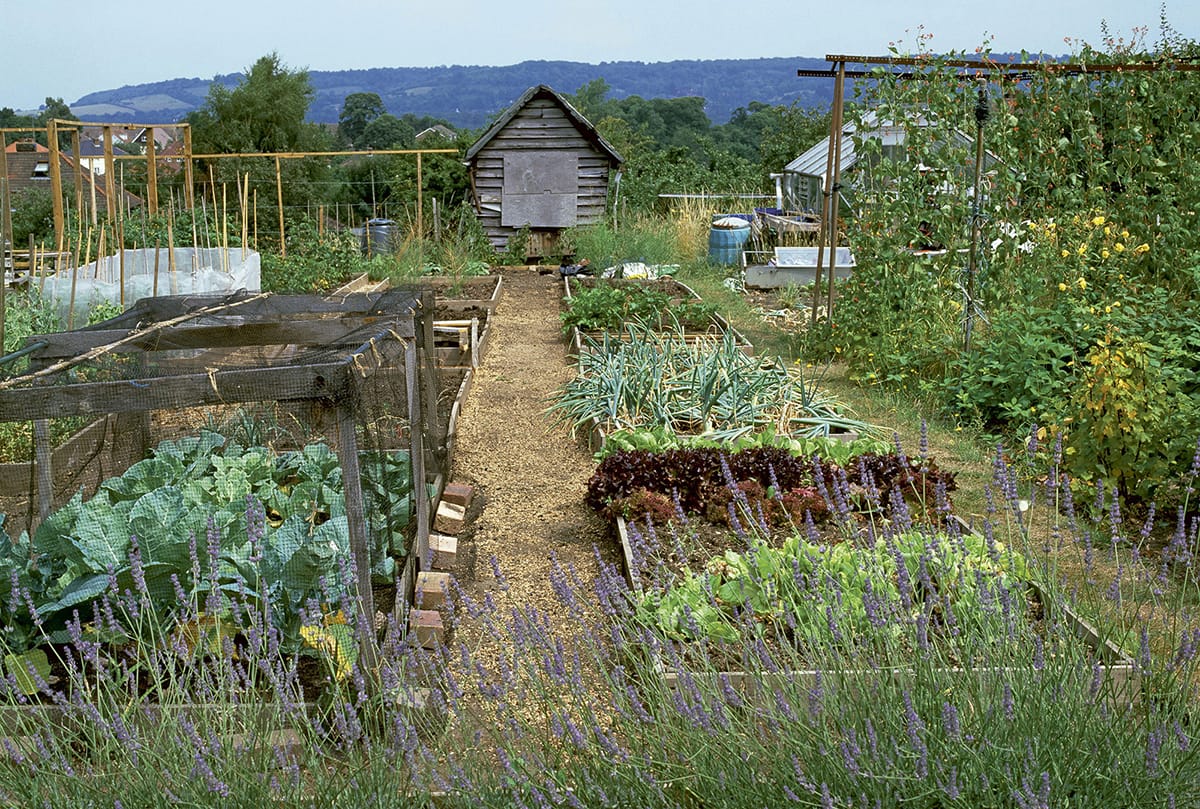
left=146, top=125, right=158, bottom=216
left=96, top=226, right=106, bottom=280
left=416, top=151, right=423, bottom=240
left=71, top=129, right=83, bottom=227
left=241, top=172, right=249, bottom=251
left=275, top=156, right=285, bottom=257
left=69, top=227, right=91, bottom=330
left=118, top=216, right=126, bottom=308
left=221, top=182, right=229, bottom=274
left=48, top=119, right=64, bottom=256
left=153, top=239, right=161, bottom=297
left=102, top=125, right=116, bottom=223
left=183, top=125, right=195, bottom=210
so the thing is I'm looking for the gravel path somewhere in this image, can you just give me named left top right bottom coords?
left=435, top=267, right=616, bottom=738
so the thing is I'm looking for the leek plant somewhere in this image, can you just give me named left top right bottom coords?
left=549, top=323, right=874, bottom=440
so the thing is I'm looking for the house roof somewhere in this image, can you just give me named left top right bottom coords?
left=415, top=124, right=456, bottom=142
left=3, top=144, right=141, bottom=206
left=464, top=84, right=623, bottom=165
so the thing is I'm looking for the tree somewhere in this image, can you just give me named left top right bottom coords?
left=187, top=53, right=321, bottom=155
left=338, top=92, right=386, bottom=148
left=360, top=114, right=414, bottom=150
left=34, top=97, right=74, bottom=127
left=185, top=53, right=330, bottom=243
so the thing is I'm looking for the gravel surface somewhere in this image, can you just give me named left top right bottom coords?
left=436, top=267, right=618, bottom=740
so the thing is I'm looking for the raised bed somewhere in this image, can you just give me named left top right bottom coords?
left=611, top=508, right=1137, bottom=705
left=562, top=275, right=752, bottom=357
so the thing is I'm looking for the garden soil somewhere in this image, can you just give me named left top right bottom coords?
left=436, top=268, right=618, bottom=738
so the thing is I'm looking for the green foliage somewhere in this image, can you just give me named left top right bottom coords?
left=551, top=324, right=872, bottom=440
left=187, top=52, right=331, bottom=226
left=812, top=26, right=1200, bottom=507
left=0, top=430, right=413, bottom=652
left=8, top=187, right=54, bottom=246
left=595, top=426, right=892, bottom=463
left=259, top=218, right=363, bottom=292
left=561, top=282, right=715, bottom=334
left=638, top=530, right=1027, bottom=646
left=338, top=91, right=386, bottom=148
left=1067, top=329, right=1200, bottom=503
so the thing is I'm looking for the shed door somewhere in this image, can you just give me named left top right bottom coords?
left=501, top=152, right=578, bottom=228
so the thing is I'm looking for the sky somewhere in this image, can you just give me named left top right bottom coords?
left=2, top=0, right=1196, bottom=112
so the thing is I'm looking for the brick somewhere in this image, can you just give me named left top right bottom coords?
left=415, top=571, right=453, bottom=610
left=408, top=609, right=444, bottom=649
left=441, top=482, right=474, bottom=509
left=428, top=533, right=458, bottom=569
left=433, top=501, right=467, bottom=534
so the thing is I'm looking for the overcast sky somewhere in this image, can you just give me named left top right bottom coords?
left=3, top=0, right=1195, bottom=111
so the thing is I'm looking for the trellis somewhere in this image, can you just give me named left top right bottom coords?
left=796, top=52, right=1200, bottom=327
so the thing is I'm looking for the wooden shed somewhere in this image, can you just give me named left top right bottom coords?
left=465, top=85, right=623, bottom=259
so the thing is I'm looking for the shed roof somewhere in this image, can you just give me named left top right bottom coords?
left=464, top=84, right=623, bottom=166
left=783, top=110, right=1000, bottom=183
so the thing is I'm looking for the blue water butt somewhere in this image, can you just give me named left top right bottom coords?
left=708, top=216, right=752, bottom=265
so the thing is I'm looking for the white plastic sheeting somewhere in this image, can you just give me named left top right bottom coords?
left=40, top=247, right=261, bottom=324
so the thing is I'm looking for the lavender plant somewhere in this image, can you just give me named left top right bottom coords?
left=0, top=436, right=1195, bottom=808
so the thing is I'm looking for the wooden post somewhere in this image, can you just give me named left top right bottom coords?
left=0, top=133, right=10, bottom=321
left=33, top=419, right=53, bottom=522
left=335, top=400, right=380, bottom=679
left=146, top=126, right=158, bottom=216
left=71, top=128, right=83, bottom=225
left=812, top=62, right=846, bottom=329
left=416, top=151, right=423, bottom=240
left=153, top=239, right=161, bottom=296
left=48, top=119, right=65, bottom=255
left=0, top=207, right=5, bottom=351
left=241, top=172, right=249, bottom=251
left=825, top=61, right=848, bottom=324
left=410, top=324, right=434, bottom=564
left=102, top=126, right=116, bottom=223
left=275, top=156, right=285, bottom=257
left=183, top=125, right=195, bottom=210
left=118, top=216, right=126, bottom=308
left=0, top=131, right=10, bottom=267
left=88, top=151, right=98, bottom=225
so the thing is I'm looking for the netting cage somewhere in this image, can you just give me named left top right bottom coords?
left=0, top=288, right=447, bottom=673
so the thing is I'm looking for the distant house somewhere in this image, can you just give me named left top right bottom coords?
left=3, top=139, right=141, bottom=210
left=464, top=84, right=622, bottom=258
left=415, top=124, right=456, bottom=143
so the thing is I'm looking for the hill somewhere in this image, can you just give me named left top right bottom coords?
left=68, top=57, right=839, bottom=129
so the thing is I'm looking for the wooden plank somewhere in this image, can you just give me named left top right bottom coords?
left=0, top=362, right=352, bottom=422
left=29, top=318, right=408, bottom=359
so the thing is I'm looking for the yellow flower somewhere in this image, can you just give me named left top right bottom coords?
left=1060, top=249, right=1070, bottom=258
left=1077, top=244, right=1087, bottom=256
left=1058, top=282, right=1068, bottom=292
left=1135, top=243, right=1150, bottom=254
left=1092, top=215, right=1106, bottom=227
left=1101, top=249, right=1110, bottom=259
left=1078, top=277, right=1087, bottom=290
left=1112, top=300, right=1121, bottom=307
left=1104, top=226, right=1111, bottom=236
left=1114, top=243, right=1125, bottom=253
left=1121, top=230, right=1130, bottom=239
